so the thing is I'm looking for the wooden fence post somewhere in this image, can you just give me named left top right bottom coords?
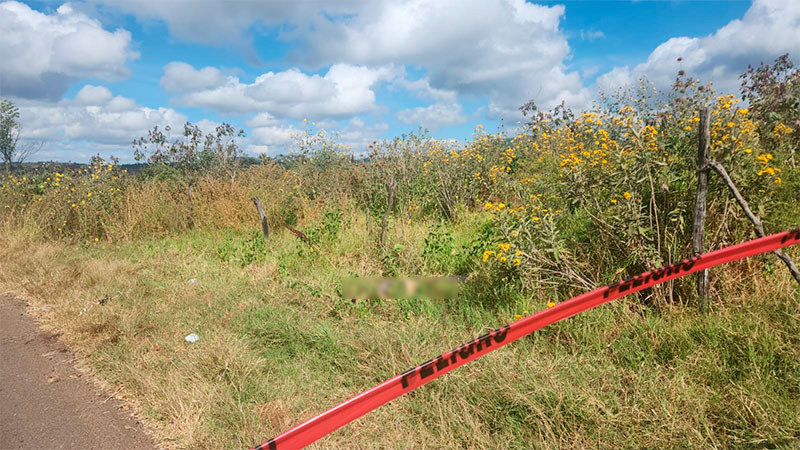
left=380, top=179, right=396, bottom=249
left=252, top=195, right=269, bottom=238
left=692, top=107, right=711, bottom=311
left=186, top=184, right=195, bottom=229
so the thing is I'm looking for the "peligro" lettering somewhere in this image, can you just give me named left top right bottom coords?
left=400, top=325, right=510, bottom=389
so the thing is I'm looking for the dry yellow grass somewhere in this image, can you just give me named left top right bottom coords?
left=2, top=214, right=798, bottom=449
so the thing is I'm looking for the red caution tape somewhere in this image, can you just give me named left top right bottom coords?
left=253, top=228, right=800, bottom=450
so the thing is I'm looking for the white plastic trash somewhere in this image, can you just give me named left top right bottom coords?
left=185, top=333, right=199, bottom=343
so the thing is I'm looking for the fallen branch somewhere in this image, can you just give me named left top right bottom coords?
left=284, top=224, right=314, bottom=248
left=284, top=224, right=334, bottom=266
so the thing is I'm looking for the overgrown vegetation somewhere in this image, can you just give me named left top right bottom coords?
left=1, top=57, right=798, bottom=449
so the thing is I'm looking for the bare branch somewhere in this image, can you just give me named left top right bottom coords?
left=706, top=159, right=800, bottom=285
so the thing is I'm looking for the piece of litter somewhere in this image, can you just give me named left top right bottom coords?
left=187, top=278, right=198, bottom=284
left=185, top=333, right=199, bottom=343
left=47, top=375, right=61, bottom=384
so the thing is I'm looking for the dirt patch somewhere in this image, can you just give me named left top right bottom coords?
left=0, top=295, right=156, bottom=449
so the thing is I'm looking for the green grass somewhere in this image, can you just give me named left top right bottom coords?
left=2, top=213, right=799, bottom=449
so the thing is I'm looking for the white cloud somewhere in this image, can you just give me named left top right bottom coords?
left=392, top=76, right=458, bottom=104
left=338, top=118, right=389, bottom=152
left=167, top=63, right=397, bottom=118
left=94, top=0, right=367, bottom=61
left=579, top=30, right=604, bottom=42
left=245, top=112, right=282, bottom=128
left=248, top=125, right=298, bottom=154
left=397, top=102, right=466, bottom=130
left=18, top=85, right=187, bottom=154
left=100, top=0, right=590, bottom=116
left=597, top=0, right=800, bottom=95
left=0, top=1, right=137, bottom=100
left=247, top=115, right=389, bottom=156
left=160, top=62, right=227, bottom=93
left=73, top=85, right=113, bottom=105
left=294, top=0, right=590, bottom=114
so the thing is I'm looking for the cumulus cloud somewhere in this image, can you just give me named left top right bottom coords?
left=94, top=0, right=367, bottom=61
left=248, top=125, right=298, bottom=154
left=597, top=0, right=800, bottom=95
left=166, top=63, right=397, bottom=118
left=397, top=103, right=466, bottom=130
left=245, top=112, right=282, bottom=128
left=391, top=75, right=466, bottom=129
left=392, top=76, right=459, bottom=104
left=73, top=85, right=113, bottom=106
left=338, top=118, right=389, bottom=152
left=294, top=0, right=590, bottom=115
left=245, top=112, right=296, bottom=154
left=160, top=62, right=227, bottom=93
left=101, top=0, right=590, bottom=116
left=18, top=85, right=187, bottom=151
left=0, top=1, right=137, bottom=100
left=246, top=114, right=388, bottom=156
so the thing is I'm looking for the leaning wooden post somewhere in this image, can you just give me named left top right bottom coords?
left=692, top=107, right=711, bottom=311
left=252, top=195, right=269, bottom=237
left=706, top=159, right=800, bottom=285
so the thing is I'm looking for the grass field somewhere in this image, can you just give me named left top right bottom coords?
left=2, top=213, right=799, bottom=448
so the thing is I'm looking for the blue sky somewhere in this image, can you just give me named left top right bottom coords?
left=2, top=0, right=797, bottom=162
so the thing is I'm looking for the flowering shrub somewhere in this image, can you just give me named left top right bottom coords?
left=1, top=157, right=129, bottom=241
left=1, top=56, right=797, bottom=308
left=472, top=69, right=797, bottom=305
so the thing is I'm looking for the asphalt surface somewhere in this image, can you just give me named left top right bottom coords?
left=0, top=295, right=156, bottom=449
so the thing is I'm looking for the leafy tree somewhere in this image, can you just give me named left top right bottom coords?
left=1, top=99, right=40, bottom=172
